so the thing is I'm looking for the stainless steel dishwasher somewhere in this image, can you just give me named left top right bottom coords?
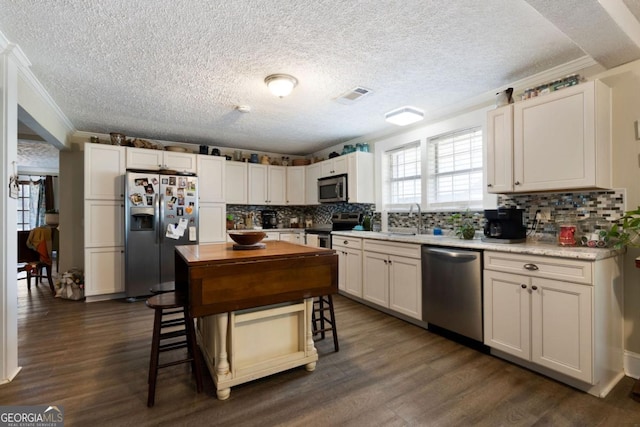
left=421, top=246, right=483, bottom=342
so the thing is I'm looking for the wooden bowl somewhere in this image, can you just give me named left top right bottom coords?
left=228, top=231, right=266, bottom=246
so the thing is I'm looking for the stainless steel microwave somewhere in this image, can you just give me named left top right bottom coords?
left=318, top=174, right=347, bottom=203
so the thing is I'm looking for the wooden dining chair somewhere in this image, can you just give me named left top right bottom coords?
left=17, top=230, right=55, bottom=294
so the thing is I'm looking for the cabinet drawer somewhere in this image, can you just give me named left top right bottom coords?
left=484, top=251, right=592, bottom=285
left=363, top=239, right=421, bottom=258
left=332, top=236, right=362, bottom=250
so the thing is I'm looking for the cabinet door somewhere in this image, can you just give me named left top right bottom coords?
left=268, top=166, right=287, bottom=205
left=305, top=163, right=322, bottom=205
left=513, top=82, right=596, bottom=192
left=483, top=270, right=530, bottom=359
left=336, top=248, right=347, bottom=292
left=286, top=166, right=306, bottom=205
left=347, top=152, right=374, bottom=203
left=280, top=232, right=302, bottom=244
left=333, top=156, right=348, bottom=175
left=197, top=155, right=225, bottom=203
left=84, top=144, right=125, bottom=200
left=363, top=251, right=389, bottom=307
left=486, top=105, right=513, bottom=193
left=531, top=277, right=593, bottom=382
left=345, top=248, right=363, bottom=298
left=84, top=247, right=124, bottom=296
left=164, top=152, right=197, bottom=173
left=199, top=203, right=226, bottom=243
left=126, top=147, right=163, bottom=170
left=225, top=162, right=247, bottom=204
left=247, top=164, right=268, bottom=204
left=84, top=200, right=124, bottom=247
left=389, top=255, right=421, bottom=319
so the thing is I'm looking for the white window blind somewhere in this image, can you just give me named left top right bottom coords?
left=386, top=141, right=421, bottom=205
left=426, top=127, right=483, bottom=209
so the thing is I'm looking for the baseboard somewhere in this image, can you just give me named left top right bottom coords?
left=624, top=349, right=640, bottom=379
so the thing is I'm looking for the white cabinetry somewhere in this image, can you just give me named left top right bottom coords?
left=305, top=163, right=322, bottom=205
left=279, top=231, right=304, bottom=244
left=483, top=251, right=623, bottom=396
left=197, top=155, right=226, bottom=243
left=320, top=156, right=347, bottom=177
left=486, top=105, right=514, bottom=194
left=347, top=152, right=374, bottom=203
left=248, top=164, right=286, bottom=205
left=225, top=162, right=247, bottom=204
left=84, top=144, right=125, bottom=200
left=487, top=80, right=611, bottom=193
left=332, top=236, right=362, bottom=297
left=197, top=155, right=225, bottom=203
left=362, top=239, right=421, bottom=319
left=126, top=147, right=197, bottom=173
left=83, top=143, right=125, bottom=298
left=286, top=166, right=306, bottom=205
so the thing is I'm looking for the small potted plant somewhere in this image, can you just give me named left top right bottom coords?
left=226, top=214, right=235, bottom=230
left=449, top=212, right=477, bottom=240
left=605, top=207, right=640, bottom=249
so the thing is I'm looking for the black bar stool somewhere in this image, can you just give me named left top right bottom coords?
left=146, top=292, right=203, bottom=407
left=311, top=294, right=339, bottom=352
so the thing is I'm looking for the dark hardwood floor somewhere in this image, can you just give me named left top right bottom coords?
left=1, top=278, right=639, bottom=426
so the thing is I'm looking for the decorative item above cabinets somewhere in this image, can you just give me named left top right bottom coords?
left=486, top=80, right=611, bottom=194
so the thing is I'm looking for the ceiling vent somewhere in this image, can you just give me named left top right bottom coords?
left=335, top=86, right=372, bottom=104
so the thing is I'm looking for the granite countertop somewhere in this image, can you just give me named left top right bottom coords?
left=331, top=230, right=623, bottom=261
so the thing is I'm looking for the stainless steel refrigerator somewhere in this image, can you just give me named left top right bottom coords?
left=124, top=170, right=198, bottom=298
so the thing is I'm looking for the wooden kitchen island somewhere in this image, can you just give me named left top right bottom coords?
left=175, top=240, right=338, bottom=400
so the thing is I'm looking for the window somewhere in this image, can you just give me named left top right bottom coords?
left=17, top=181, right=30, bottom=231
left=426, top=127, right=483, bottom=209
left=386, top=141, right=421, bottom=206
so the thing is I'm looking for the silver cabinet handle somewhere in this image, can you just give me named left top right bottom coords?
left=524, top=263, right=539, bottom=271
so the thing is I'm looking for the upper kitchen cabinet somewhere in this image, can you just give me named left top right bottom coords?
left=486, top=105, right=514, bottom=194
left=286, top=166, right=306, bottom=205
left=305, top=162, right=322, bottom=205
left=247, top=164, right=286, bottom=205
left=347, top=152, right=374, bottom=203
left=84, top=143, right=126, bottom=200
left=487, top=80, right=611, bottom=193
left=320, top=156, right=348, bottom=178
left=197, top=155, right=225, bottom=203
left=126, top=147, right=197, bottom=173
left=225, top=161, right=247, bottom=204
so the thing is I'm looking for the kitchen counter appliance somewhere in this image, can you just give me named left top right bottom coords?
left=482, top=207, right=526, bottom=243
left=261, top=210, right=278, bottom=229
left=422, top=246, right=483, bottom=342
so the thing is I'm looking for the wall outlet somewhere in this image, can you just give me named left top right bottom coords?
left=538, top=208, right=551, bottom=221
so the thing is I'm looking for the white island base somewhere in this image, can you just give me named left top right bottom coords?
left=196, top=298, right=318, bottom=400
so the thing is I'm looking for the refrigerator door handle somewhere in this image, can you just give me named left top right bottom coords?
left=158, top=193, right=164, bottom=244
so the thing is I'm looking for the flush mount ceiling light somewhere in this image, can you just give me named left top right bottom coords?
left=265, top=74, right=298, bottom=97
left=384, top=106, right=425, bottom=126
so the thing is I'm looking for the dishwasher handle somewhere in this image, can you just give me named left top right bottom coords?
left=422, top=246, right=479, bottom=260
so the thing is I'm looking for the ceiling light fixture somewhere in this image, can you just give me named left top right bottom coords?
left=265, top=74, right=298, bottom=98
left=384, top=106, right=425, bottom=126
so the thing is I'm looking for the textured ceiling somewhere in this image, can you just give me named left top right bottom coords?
left=2, top=0, right=640, bottom=158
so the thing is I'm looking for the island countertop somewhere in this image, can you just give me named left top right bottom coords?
left=175, top=241, right=338, bottom=317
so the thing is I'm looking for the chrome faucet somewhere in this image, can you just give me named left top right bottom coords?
left=409, top=203, right=422, bottom=235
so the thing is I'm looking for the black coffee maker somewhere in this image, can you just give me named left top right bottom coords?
left=483, top=207, right=526, bottom=242
left=261, top=210, right=278, bottom=229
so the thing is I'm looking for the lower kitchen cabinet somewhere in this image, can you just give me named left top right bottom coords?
left=332, top=236, right=362, bottom=297
left=483, top=250, right=623, bottom=396
left=362, top=239, right=421, bottom=320
left=279, top=231, right=304, bottom=244
left=84, top=247, right=124, bottom=297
